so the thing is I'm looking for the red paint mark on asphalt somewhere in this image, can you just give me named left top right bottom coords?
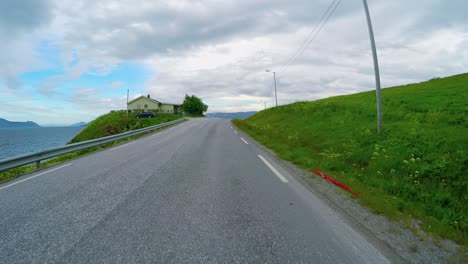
left=312, top=169, right=360, bottom=197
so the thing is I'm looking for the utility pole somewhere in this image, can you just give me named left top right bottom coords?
left=264, top=101, right=267, bottom=110
left=362, top=0, right=382, bottom=133
left=273, top=72, right=278, bottom=107
left=126, top=89, right=129, bottom=116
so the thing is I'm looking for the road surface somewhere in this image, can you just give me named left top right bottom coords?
left=0, top=118, right=396, bottom=263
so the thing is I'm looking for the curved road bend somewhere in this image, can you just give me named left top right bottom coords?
left=0, top=118, right=396, bottom=263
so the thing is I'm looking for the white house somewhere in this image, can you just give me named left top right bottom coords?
left=127, top=95, right=181, bottom=114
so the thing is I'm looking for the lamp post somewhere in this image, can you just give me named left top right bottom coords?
left=126, top=89, right=129, bottom=116
left=362, top=0, right=382, bottom=133
left=265, top=70, right=278, bottom=107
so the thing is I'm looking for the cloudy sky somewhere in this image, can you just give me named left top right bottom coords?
left=0, top=0, right=467, bottom=125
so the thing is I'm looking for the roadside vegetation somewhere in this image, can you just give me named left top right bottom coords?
left=69, top=111, right=181, bottom=143
left=233, top=73, right=467, bottom=245
left=0, top=111, right=182, bottom=183
left=180, top=94, right=208, bottom=117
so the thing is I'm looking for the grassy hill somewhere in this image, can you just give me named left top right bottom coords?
left=233, top=73, right=467, bottom=245
left=70, top=111, right=181, bottom=143
left=0, top=111, right=182, bottom=184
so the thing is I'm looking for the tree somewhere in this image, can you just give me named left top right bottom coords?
left=181, top=94, right=208, bottom=115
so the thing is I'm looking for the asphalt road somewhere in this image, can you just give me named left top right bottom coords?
left=0, top=118, right=394, bottom=263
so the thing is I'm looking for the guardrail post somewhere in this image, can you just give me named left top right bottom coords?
left=36, top=160, right=40, bottom=169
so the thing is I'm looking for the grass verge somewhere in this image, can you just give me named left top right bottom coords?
left=233, top=73, right=467, bottom=245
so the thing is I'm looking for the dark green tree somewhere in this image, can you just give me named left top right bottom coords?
left=181, top=94, right=208, bottom=115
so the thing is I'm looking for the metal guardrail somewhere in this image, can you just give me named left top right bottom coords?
left=0, top=118, right=186, bottom=172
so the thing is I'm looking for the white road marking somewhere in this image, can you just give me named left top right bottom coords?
left=258, top=155, right=288, bottom=183
left=111, top=142, right=134, bottom=150
left=234, top=130, right=238, bottom=134
left=230, top=126, right=233, bottom=129
left=0, top=163, right=72, bottom=191
left=240, top=137, right=249, bottom=144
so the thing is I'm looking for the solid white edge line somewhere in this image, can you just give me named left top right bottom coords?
left=234, top=130, right=238, bottom=134
left=0, top=163, right=72, bottom=191
left=258, top=155, right=288, bottom=183
left=240, top=137, right=249, bottom=144
left=111, top=142, right=134, bottom=151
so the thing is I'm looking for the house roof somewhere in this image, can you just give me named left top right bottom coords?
left=127, top=96, right=160, bottom=105
left=127, top=95, right=180, bottom=106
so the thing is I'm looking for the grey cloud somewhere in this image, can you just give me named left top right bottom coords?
left=0, top=0, right=53, bottom=90
left=1, top=0, right=468, bottom=117
left=0, top=37, right=42, bottom=90
left=0, top=0, right=53, bottom=36
left=50, top=0, right=468, bottom=113
left=419, top=0, right=468, bottom=29
left=57, top=0, right=363, bottom=61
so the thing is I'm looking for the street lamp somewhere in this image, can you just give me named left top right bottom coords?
left=126, top=89, right=129, bottom=116
left=265, top=70, right=278, bottom=107
left=362, top=0, right=382, bottom=133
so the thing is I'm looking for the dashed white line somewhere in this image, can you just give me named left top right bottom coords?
left=0, top=163, right=72, bottom=191
left=234, top=130, right=238, bottom=134
left=258, top=155, right=288, bottom=183
left=240, top=137, right=249, bottom=144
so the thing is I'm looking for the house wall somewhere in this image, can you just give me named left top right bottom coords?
left=128, top=97, right=160, bottom=111
left=160, top=104, right=175, bottom=113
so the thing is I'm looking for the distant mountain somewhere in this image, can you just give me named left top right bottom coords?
left=70, top=122, right=87, bottom=127
left=42, top=124, right=66, bottom=127
left=42, top=122, right=88, bottom=127
left=0, top=118, right=41, bottom=128
left=206, top=111, right=257, bottom=119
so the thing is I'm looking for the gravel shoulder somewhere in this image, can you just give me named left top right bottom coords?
left=234, top=121, right=465, bottom=264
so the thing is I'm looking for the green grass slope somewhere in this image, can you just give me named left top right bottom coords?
left=70, top=111, right=181, bottom=143
left=233, top=73, right=467, bottom=245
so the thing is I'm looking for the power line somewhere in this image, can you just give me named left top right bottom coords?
left=279, top=0, right=342, bottom=74
left=279, top=0, right=338, bottom=72
left=300, top=1, right=342, bottom=60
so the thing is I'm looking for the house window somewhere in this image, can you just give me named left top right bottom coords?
left=144, top=104, right=148, bottom=109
